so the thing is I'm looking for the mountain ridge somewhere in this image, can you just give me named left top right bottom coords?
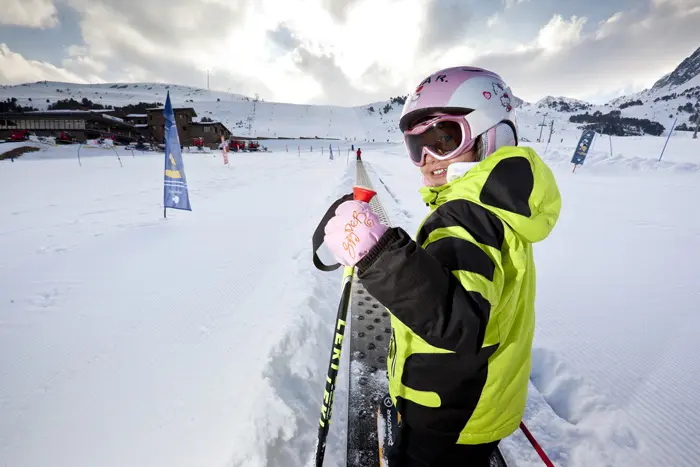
left=652, top=46, right=700, bottom=90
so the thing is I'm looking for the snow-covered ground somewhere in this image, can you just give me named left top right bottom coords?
left=0, top=144, right=353, bottom=467
left=1, top=131, right=699, bottom=467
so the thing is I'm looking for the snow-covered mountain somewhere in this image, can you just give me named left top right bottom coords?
left=535, top=96, right=593, bottom=113
left=614, top=49, right=700, bottom=132
left=2, top=45, right=699, bottom=141
left=526, top=46, right=700, bottom=135
left=652, top=46, right=700, bottom=90
left=0, top=79, right=580, bottom=145
left=0, top=81, right=406, bottom=143
left=0, top=81, right=250, bottom=108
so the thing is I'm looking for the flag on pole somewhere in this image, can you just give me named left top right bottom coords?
left=163, top=91, right=192, bottom=212
left=329, top=143, right=334, bottom=160
left=571, top=129, right=596, bottom=166
left=221, top=135, right=229, bottom=165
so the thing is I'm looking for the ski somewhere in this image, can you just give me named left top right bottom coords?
left=376, top=393, right=400, bottom=467
left=317, top=163, right=512, bottom=467
left=346, top=280, right=390, bottom=467
left=346, top=164, right=394, bottom=467
left=490, top=447, right=510, bottom=467
left=374, top=391, right=509, bottom=467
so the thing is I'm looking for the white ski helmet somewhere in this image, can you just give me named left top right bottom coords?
left=399, top=66, right=519, bottom=161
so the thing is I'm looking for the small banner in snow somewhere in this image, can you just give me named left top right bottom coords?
left=221, top=135, right=229, bottom=165
left=163, top=91, right=192, bottom=212
left=571, top=129, right=596, bottom=166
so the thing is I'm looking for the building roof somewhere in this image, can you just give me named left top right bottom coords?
left=146, top=107, right=197, bottom=117
left=102, top=114, right=125, bottom=123
left=0, top=111, right=136, bottom=129
left=190, top=121, right=231, bottom=132
left=26, top=110, right=93, bottom=114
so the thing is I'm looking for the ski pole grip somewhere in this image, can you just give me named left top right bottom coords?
left=312, top=188, right=376, bottom=272
left=353, top=185, right=376, bottom=203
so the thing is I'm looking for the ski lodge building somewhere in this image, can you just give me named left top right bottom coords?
left=0, top=107, right=232, bottom=148
left=0, top=110, right=139, bottom=143
left=145, top=107, right=232, bottom=147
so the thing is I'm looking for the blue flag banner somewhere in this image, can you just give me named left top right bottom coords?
left=571, top=129, right=596, bottom=165
left=163, top=92, right=192, bottom=212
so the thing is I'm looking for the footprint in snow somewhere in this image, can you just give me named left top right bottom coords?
left=25, top=288, right=62, bottom=309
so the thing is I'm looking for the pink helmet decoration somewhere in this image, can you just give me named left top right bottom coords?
left=399, top=67, right=519, bottom=161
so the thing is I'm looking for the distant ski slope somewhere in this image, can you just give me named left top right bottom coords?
left=0, top=80, right=614, bottom=145
left=0, top=81, right=404, bottom=143
left=4, top=73, right=696, bottom=149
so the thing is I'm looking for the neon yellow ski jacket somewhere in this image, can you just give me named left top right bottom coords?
left=357, top=145, right=561, bottom=444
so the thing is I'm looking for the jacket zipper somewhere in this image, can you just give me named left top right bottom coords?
left=390, top=327, right=397, bottom=378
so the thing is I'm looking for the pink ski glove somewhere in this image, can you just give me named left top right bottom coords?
left=324, top=200, right=388, bottom=267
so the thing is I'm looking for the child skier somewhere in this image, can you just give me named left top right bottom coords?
left=323, top=67, right=561, bottom=466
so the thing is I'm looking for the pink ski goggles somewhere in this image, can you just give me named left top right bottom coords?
left=403, top=114, right=476, bottom=167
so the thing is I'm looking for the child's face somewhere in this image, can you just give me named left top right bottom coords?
left=420, top=149, right=477, bottom=187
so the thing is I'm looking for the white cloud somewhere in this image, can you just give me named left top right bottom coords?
left=0, top=43, right=88, bottom=84
left=467, top=0, right=700, bottom=104
left=652, top=0, right=700, bottom=7
left=487, top=13, right=502, bottom=28
left=651, top=0, right=700, bottom=15
left=0, top=0, right=58, bottom=28
left=61, top=54, right=107, bottom=79
left=0, top=0, right=699, bottom=106
left=595, top=12, right=625, bottom=40
left=66, top=45, right=88, bottom=57
left=537, top=14, right=588, bottom=52
left=504, top=0, right=529, bottom=8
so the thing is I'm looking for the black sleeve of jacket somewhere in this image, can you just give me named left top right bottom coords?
left=356, top=227, right=490, bottom=355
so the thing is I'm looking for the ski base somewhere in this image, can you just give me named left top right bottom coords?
left=377, top=393, right=400, bottom=467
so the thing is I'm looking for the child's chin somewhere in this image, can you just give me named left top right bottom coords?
left=423, top=174, right=447, bottom=186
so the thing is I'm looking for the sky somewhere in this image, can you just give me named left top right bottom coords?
left=0, top=0, right=699, bottom=106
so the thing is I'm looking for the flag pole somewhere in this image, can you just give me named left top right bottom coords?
left=658, top=117, right=677, bottom=162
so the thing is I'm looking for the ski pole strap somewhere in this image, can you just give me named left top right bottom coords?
left=520, top=422, right=555, bottom=467
left=312, top=193, right=354, bottom=271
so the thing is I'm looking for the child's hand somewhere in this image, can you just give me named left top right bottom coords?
left=324, top=200, right=388, bottom=267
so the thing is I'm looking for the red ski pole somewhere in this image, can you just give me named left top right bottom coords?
left=520, top=422, right=555, bottom=467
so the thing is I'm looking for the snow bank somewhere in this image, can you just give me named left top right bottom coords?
left=0, top=148, right=351, bottom=467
